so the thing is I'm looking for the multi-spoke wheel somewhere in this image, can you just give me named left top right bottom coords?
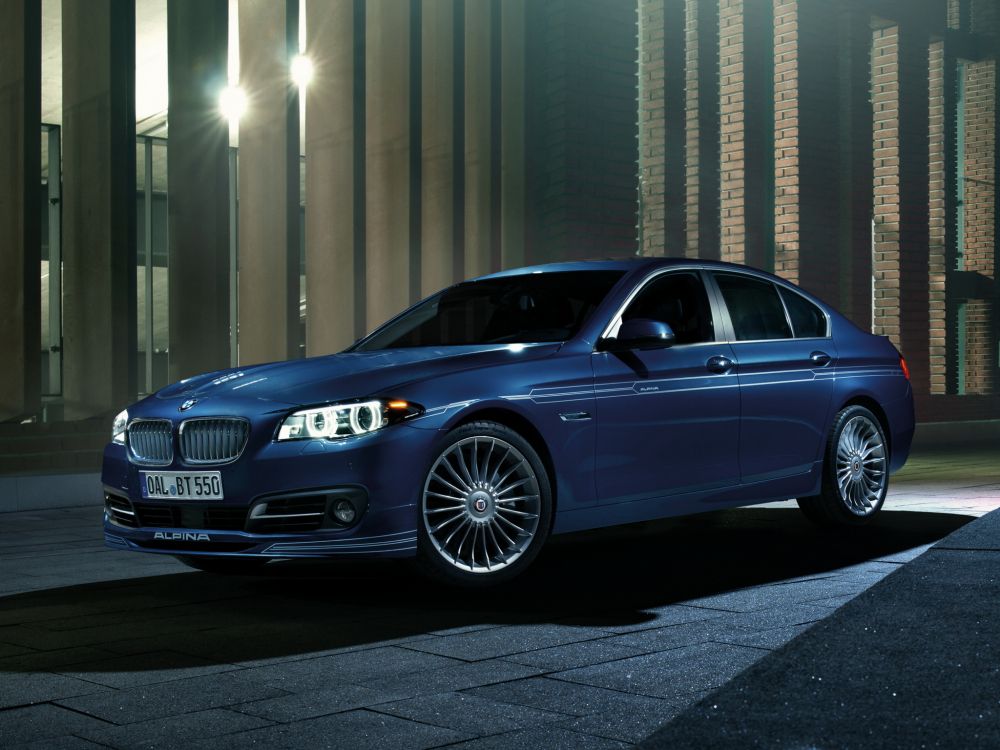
left=797, top=405, right=889, bottom=527
left=416, top=420, right=552, bottom=585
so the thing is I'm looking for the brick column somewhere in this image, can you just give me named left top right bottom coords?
left=719, top=0, right=771, bottom=269
left=772, top=0, right=841, bottom=298
left=928, top=39, right=949, bottom=394
left=639, top=0, right=665, bottom=255
left=872, top=24, right=931, bottom=397
left=961, top=58, right=997, bottom=394
left=0, top=0, right=40, bottom=420
left=685, top=0, right=719, bottom=259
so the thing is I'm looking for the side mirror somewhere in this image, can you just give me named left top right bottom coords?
left=602, top=318, right=676, bottom=351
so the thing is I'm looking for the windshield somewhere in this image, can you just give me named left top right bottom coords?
left=353, top=270, right=625, bottom=350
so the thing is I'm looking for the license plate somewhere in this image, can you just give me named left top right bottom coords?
left=140, top=471, right=224, bottom=500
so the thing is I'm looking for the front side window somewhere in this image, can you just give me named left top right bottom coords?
left=620, top=271, right=715, bottom=345
left=714, top=272, right=792, bottom=341
left=779, top=287, right=828, bottom=338
left=353, top=270, right=625, bottom=350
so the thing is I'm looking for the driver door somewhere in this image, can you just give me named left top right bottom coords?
left=593, top=269, right=741, bottom=504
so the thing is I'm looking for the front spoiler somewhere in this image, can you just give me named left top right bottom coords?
left=103, top=519, right=418, bottom=559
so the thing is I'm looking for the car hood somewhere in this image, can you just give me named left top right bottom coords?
left=155, top=344, right=560, bottom=408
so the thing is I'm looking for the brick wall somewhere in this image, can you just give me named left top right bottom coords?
left=637, top=0, right=999, bottom=420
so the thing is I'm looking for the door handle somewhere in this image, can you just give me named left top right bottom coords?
left=706, top=355, right=734, bottom=374
left=810, top=351, right=832, bottom=366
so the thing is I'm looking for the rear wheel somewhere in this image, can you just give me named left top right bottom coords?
left=175, top=556, right=270, bottom=574
left=797, top=405, right=889, bottom=527
left=416, top=420, right=553, bottom=586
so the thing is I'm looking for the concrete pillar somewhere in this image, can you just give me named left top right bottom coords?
left=500, top=0, right=525, bottom=270
left=61, top=0, right=136, bottom=419
left=166, top=0, right=230, bottom=382
left=464, top=0, right=492, bottom=279
left=0, top=0, right=41, bottom=421
left=421, top=0, right=456, bottom=295
left=305, top=0, right=359, bottom=354
left=238, top=0, right=300, bottom=365
left=365, top=0, right=410, bottom=330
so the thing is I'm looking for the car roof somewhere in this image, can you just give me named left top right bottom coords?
left=474, top=256, right=773, bottom=280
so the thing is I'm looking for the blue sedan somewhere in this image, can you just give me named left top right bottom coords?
left=103, top=259, right=915, bottom=585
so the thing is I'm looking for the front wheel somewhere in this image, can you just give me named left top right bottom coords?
left=175, top=555, right=270, bottom=575
left=416, top=421, right=553, bottom=586
left=797, top=405, right=889, bottom=527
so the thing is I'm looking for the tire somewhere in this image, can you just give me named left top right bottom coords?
left=416, top=420, right=553, bottom=586
left=175, top=555, right=271, bottom=574
left=797, top=405, right=889, bottom=527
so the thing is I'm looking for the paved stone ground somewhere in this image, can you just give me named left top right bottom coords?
left=0, top=447, right=995, bottom=749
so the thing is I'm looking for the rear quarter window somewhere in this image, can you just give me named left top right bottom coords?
left=779, top=287, right=828, bottom=338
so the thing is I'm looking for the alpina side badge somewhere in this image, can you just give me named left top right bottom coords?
left=179, top=399, right=198, bottom=412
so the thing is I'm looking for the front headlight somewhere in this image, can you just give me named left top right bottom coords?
left=112, top=409, right=128, bottom=444
left=276, top=399, right=422, bottom=441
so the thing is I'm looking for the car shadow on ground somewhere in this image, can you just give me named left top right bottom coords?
left=0, top=508, right=971, bottom=673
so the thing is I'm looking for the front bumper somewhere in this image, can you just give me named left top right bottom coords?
left=102, top=522, right=418, bottom=558
left=101, top=422, right=438, bottom=559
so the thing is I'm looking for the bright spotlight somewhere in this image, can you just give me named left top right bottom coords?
left=219, top=85, right=246, bottom=123
left=291, top=54, right=314, bottom=88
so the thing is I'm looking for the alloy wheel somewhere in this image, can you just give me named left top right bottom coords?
left=835, top=415, right=887, bottom=516
left=422, top=436, right=541, bottom=573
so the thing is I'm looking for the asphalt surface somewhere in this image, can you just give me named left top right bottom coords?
left=0, top=446, right=995, bottom=748
left=641, top=505, right=1000, bottom=749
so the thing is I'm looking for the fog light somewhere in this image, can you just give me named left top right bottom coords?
left=332, top=499, right=356, bottom=525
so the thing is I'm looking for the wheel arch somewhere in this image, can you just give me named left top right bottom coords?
left=838, top=395, right=892, bottom=460
left=451, top=407, right=558, bottom=518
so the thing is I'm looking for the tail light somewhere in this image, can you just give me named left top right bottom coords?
left=899, top=356, right=911, bottom=381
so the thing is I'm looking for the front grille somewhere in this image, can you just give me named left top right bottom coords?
left=248, top=495, right=327, bottom=533
left=127, top=420, right=174, bottom=466
left=105, top=493, right=138, bottom=527
left=179, top=418, right=250, bottom=464
left=135, top=505, right=176, bottom=527
left=135, top=504, right=249, bottom=531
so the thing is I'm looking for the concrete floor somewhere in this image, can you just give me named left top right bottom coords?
left=0, top=446, right=996, bottom=749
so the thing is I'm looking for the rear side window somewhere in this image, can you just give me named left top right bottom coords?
left=713, top=273, right=792, bottom=341
left=779, top=287, right=827, bottom=338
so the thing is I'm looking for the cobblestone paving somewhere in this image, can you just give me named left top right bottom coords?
left=0, top=447, right=994, bottom=749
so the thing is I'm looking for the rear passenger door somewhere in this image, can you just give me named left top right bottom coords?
left=709, top=271, right=837, bottom=485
